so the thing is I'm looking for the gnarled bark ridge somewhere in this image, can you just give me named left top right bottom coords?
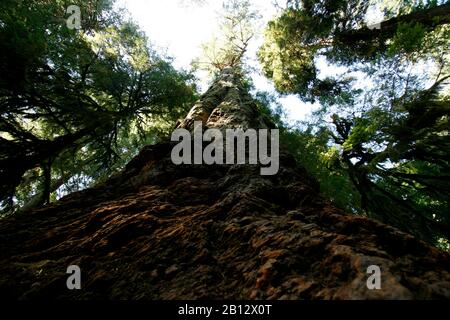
left=0, top=68, right=449, bottom=299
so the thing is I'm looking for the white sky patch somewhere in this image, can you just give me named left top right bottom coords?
left=365, top=2, right=385, bottom=26
left=279, top=96, right=321, bottom=122
left=116, top=0, right=221, bottom=70
left=116, top=0, right=318, bottom=122
left=315, top=56, right=348, bottom=79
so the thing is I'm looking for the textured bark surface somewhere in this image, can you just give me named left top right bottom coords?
left=177, top=67, right=274, bottom=131
left=0, top=68, right=449, bottom=300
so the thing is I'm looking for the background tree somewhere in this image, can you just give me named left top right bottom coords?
left=0, top=0, right=197, bottom=215
left=259, top=0, right=450, bottom=246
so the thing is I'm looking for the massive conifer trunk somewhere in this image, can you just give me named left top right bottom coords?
left=0, top=68, right=449, bottom=299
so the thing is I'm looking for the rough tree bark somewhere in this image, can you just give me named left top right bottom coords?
left=0, top=67, right=449, bottom=299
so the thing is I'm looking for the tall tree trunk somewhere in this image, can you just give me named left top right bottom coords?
left=177, top=67, right=274, bottom=131
left=0, top=67, right=449, bottom=299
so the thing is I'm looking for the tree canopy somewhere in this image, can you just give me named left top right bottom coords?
left=0, top=0, right=197, bottom=215
left=259, top=0, right=449, bottom=246
left=192, top=0, right=261, bottom=75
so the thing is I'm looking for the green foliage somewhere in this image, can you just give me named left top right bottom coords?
left=257, top=9, right=318, bottom=100
left=192, top=0, right=261, bottom=75
left=257, top=0, right=450, bottom=245
left=259, top=0, right=450, bottom=101
left=388, top=22, right=427, bottom=55
left=0, top=0, right=197, bottom=215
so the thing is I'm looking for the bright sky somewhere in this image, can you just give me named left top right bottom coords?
left=116, top=0, right=320, bottom=122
